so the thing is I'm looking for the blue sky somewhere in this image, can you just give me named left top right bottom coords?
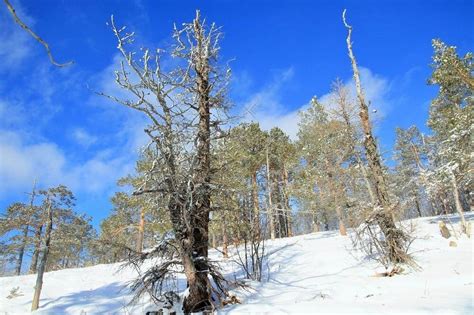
left=0, top=0, right=472, bottom=228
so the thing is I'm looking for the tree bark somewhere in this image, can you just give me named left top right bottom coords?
left=31, top=200, right=52, bottom=311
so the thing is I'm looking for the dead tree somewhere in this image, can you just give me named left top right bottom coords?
left=342, top=10, right=411, bottom=265
left=104, top=11, right=231, bottom=313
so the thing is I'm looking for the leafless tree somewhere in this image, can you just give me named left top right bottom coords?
left=342, top=10, right=413, bottom=267
left=102, top=11, right=232, bottom=313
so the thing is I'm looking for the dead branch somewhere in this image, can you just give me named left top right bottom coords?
left=3, top=0, right=73, bottom=67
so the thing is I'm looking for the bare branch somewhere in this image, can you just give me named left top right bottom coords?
left=3, top=0, right=73, bottom=67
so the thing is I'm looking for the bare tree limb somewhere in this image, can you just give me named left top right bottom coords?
left=3, top=0, right=73, bottom=67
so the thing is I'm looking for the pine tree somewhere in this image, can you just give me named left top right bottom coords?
left=296, top=98, right=352, bottom=236
left=0, top=184, right=38, bottom=275
left=32, top=185, right=75, bottom=311
left=427, top=39, right=473, bottom=235
left=267, top=127, right=296, bottom=238
left=393, top=126, right=430, bottom=218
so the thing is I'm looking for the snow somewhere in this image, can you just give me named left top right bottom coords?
left=1, top=214, right=473, bottom=314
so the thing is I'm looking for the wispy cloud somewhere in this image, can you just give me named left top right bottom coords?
left=239, top=67, right=391, bottom=140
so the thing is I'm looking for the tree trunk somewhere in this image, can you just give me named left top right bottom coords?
left=450, top=170, right=469, bottom=236
left=415, top=194, right=422, bottom=217
left=29, top=224, right=43, bottom=273
left=335, top=204, right=347, bottom=236
left=312, top=217, right=320, bottom=233
left=282, top=165, right=292, bottom=237
left=221, top=215, right=229, bottom=258
left=251, top=171, right=260, bottom=233
left=343, top=11, right=406, bottom=263
left=15, top=224, right=29, bottom=275
left=328, top=170, right=347, bottom=236
left=184, top=11, right=214, bottom=312
left=336, top=84, right=376, bottom=206
left=211, top=232, right=217, bottom=248
left=31, top=200, right=52, bottom=311
left=181, top=246, right=210, bottom=313
left=266, top=148, right=276, bottom=240
left=136, top=208, right=145, bottom=252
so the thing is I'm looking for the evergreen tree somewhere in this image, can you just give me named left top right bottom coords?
left=296, top=98, right=352, bottom=235
left=426, top=39, right=473, bottom=234
left=393, top=126, right=430, bottom=218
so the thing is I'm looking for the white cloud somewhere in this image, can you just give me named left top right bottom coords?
left=0, top=129, right=134, bottom=197
left=240, top=67, right=391, bottom=140
left=0, top=130, right=66, bottom=194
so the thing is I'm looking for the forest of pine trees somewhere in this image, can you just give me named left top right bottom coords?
left=0, top=6, right=472, bottom=314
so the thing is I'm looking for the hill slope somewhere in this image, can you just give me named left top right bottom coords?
left=1, top=214, right=473, bottom=314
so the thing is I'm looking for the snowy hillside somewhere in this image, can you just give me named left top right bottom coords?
left=1, top=214, right=473, bottom=314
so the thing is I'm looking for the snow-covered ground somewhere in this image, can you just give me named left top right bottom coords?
left=1, top=214, right=473, bottom=314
